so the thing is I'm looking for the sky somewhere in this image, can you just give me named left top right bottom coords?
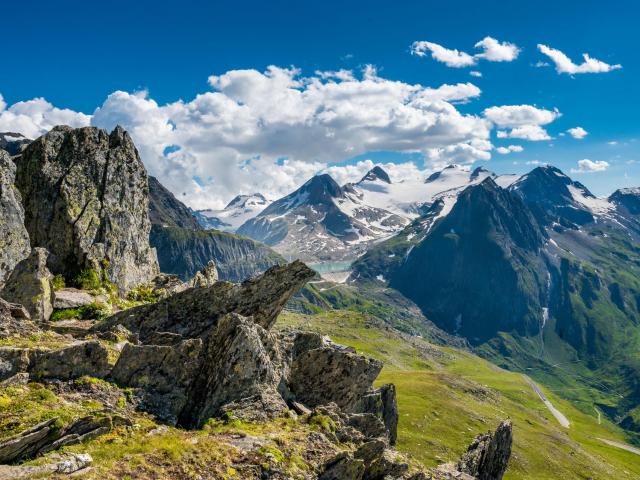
left=0, top=0, right=638, bottom=208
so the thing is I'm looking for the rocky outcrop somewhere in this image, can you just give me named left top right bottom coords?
left=0, top=150, right=30, bottom=286
left=434, top=420, right=513, bottom=480
left=457, top=420, right=512, bottom=480
left=0, top=298, right=35, bottom=339
left=30, top=341, right=113, bottom=381
left=0, top=414, right=122, bottom=463
left=1, top=248, right=53, bottom=322
left=92, top=260, right=399, bottom=446
left=188, top=259, right=218, bottom=287
left=14, top=125, right=158, bottom=291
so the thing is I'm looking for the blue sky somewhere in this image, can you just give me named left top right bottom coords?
left=1, top=0, right=637, bottom=203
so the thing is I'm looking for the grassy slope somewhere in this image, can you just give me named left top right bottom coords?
left=277, top=310, right=640, bottom=480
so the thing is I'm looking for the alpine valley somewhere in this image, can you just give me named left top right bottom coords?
left=0, top=126, right=638, bottom=480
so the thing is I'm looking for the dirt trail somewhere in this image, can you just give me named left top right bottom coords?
left=523, top=375, right=570, bottom=428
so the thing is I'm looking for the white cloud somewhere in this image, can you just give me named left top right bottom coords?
left=608, top=141, right=618, bottom=145
left=410, top=41, right=476, bottom=68
left=412, top=37, right=520, bottom=68
left=322, top=159, right=426, bottom=185
left=567, top=126, right=588, bottom=139
left=571, top=159, right=610, bottom=173
left=496, top=145, right=523, bottom=154
left=7, top=65, right=489, bottom=209
left=474, top=36, right=520, bottom=62
left=537, top=44, right=622, bottom=74
left=0, top=96, right=90, bottom=139
left=497, top=125, right=551, bottom=141
left=485, top=104, right=559, bottom=142
left=526, top=160, right=543, bottom=165
left=534, top=61, right=550, bottom=68
left=417, top=82, right=481, bottom=103
left=483, top=104, right=560, bottom=127
left=470, top=71, right=482, bottom=78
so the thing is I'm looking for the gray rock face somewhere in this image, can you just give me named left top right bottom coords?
left=97, top=260, right=316, bottom=339
left=0, top=150, right=30, bottom=285
left=30, top=341, right=112, bottom=380
left=456, top=420, right=513, bottom=480
left=1, top=248, right=54, bottom=322
left=53, top=288, right=95, bottom=309
left=188, top=260, right=218, bottom=287
left=14, top=125, right=158, bottom=291
left=0, top=415, right=115, bottom=463
left=0, top=298, right=36, bottom=339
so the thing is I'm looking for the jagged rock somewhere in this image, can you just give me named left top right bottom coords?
left=319, top=451, right=365, bottom=480
left=456, top=420, right=513, bottom=480
left=0, top=372, right=29, bottom=388
left=355, top=383, right=399, bottom=446
left=362, top=448, right=409, bottom=479
left=0, top=347, right=31, bottom=381
left=14, top=125, right=158, bottom=291
left=288, top=343, right=382, bottom=412
left=53, top=288, right=95, bottom=309
left=0, top=415, right=114, bottom=463
left=96, top=260, right=316, bottom=340
left=1, top=248, right=53, bottom=322
left=177, top=313, right=285, bottom=427
left=111, top=339, right=203, bottom=425
left=0, top=150, right=30, bottom=285
left=189, top=260, right=219, bottom=287
left=0, top=298, right=37, bottom=339
left=54, top=453, right=93, bottom=474
left=30, top=341, right=113, bottom=380
left=219, top=389, right=289, bottom=423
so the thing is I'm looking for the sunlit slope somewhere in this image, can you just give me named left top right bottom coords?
left=277, top=310, right=640, bottom=480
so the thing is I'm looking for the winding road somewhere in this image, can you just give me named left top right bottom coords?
left=523, top=375, right=570, bottom=428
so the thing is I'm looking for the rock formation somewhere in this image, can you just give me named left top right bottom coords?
left=0, top=248, right=54, bottom=322
left=14, top=125, right=158, bottom=291
left=0, top=150, right=30, bottom=286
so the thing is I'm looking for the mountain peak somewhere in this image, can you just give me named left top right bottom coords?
left=225, top=193, right=268, bottom=210
left=360, top=166, right=391, bottom=184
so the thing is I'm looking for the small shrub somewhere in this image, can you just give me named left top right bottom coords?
left=74, top=268, right=102, bottom=291
left=127, top=284, right=160, bottom=303
left=50, top=302, right=109, bottom=322
left=52, top=274, right=66, bottom=291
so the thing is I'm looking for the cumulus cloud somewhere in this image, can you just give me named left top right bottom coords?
left=0, top=66, right=492, bottom=208
left=485, top=104, right=559, bottom=141
left=0, top=96, right=90, bottom=138
left=567, top=126, right=588, bottom=139
left=537, top=44, right=622, bottom=74
left=410, top=41, right=476, bottom=68
left=470, top=71, right=482, bottom=78
left=417, top=82, right=481, bottom=103
left=495, top=145, right=523, bottom=154
left=474, top=37, right=520, bottom=62
left=571, top=159, right=610, bottom=173
left=411, top=36, right=520, bottom=68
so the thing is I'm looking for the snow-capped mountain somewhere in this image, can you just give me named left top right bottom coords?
left=235, top=164, right=521, bottom=262
left=237, top=173, right=407, bottom=262
left=346, top=164, right=519, bottom=218
left=195, top=193, right=270, bottom=231
left=0, top=132, right=31, bottom=155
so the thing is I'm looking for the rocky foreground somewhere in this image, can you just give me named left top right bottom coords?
left=0, top=125, right=512, bottom=479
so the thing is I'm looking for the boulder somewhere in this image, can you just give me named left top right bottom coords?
left=1, top=248, right=54, bottom=322
left=0, top=150, right=30, bottom=286
left=111, top=339, right=203, bottom=425
left=14, top=125, right=158, bottom=291
left=30, top=341, right=113, bottom=380
left=288, top=344, right=382, bottom=411
left=319, top=451, right=365, bottom=480
left=456, top=420, right=513, bottom=480
left=355, top=384, right=398, bottom=445
left=0, top=415, right=114, bottom=463
left=53, top=288, right=95, bottom=309
left=189, top=260, right=219, bottom=287
left=0, top=347, right=31, bottom=381
left=0, top=297, right=37, bottom=339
